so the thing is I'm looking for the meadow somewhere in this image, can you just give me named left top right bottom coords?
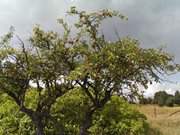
left=137, top=105, right=180, bottom=135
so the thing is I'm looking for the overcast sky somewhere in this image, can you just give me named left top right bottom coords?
left=1, top=0, right=180, bottom=96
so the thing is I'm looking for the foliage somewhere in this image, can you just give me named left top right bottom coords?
left=165, top=96, right=174, bottom=107
left=0, top=93, right=35, bottom=135
left=174, top=91, right=180, bottom=105
left=90, top=96, right=149, bottom=135
left=144, top=91, right=175, bottom=107
left=139, top=97, right=153, bottom=104
left=0, top=89, right=149, bottom=135
left=51, top=89, right=149, bottom=135
left=50, top=89, right=89, bottom=134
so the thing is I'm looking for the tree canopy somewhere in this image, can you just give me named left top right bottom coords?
left=0, top=7, right=179, bottom=135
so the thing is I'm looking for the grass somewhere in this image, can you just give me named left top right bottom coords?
left=136, top=105, right=180, bottom=135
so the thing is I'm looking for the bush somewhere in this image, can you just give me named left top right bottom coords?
left=90, top=96, right=149, bottom=135
left=52, top=90, right=149, bottom=135
left=0, top=94, right=35, bottom=135
left=0, top=89, right=150, bottom=135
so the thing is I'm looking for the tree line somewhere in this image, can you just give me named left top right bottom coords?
left=140, top=91, right=180, bottom=107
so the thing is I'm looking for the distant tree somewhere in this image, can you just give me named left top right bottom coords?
left=154, top=91, right=169, bottom=106
left=139, top=97, right=153, bottom=104
left=174, top=91, right=180, bottom=105
left=154, top=91, right=174, bottom=106
left=165, top=96, right=174, bottom=107
left=0, top=7, right=179, bottom=135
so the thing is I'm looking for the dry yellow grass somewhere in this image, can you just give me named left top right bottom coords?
left=136, top=105, right=180, bottom=135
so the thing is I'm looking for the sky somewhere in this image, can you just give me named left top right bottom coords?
left=1, top=0, right=180, bottom=97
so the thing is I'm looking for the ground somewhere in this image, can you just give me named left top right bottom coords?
left=137, top=105, right=180, bottom=135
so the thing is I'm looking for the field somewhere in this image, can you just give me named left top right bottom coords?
left=137, top=105, right=180, bottom=135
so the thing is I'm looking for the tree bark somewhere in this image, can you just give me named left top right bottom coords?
left=80, top=110, right=94, bottom=135
left=35, top=120, right=45, bottom=135
left=32, top=113, right=45, bottom=135
left=20, top=107, right=45, bottom=135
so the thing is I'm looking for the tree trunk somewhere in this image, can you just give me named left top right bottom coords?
left=80, top=110, right=94, bottom=135
left=20, top=107, right=45, bottom=135
left=31, top=112, right=45, bottom=135
left=35, top=120, right=45, bottom=135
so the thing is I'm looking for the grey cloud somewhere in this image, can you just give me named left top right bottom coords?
left=0, top=0, right=180, bottom=61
